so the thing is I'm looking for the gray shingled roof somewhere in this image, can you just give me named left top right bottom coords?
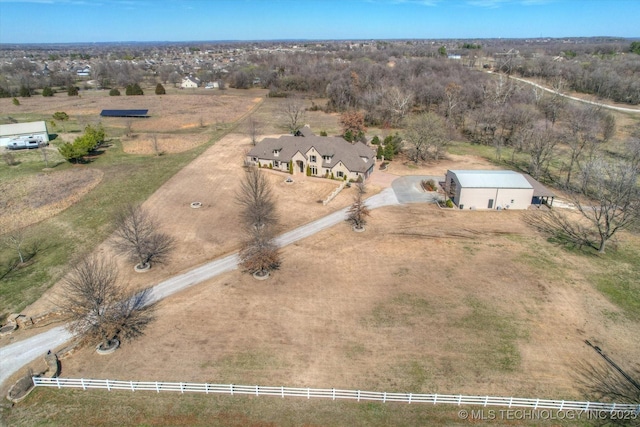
left=248, top=134, right=375, bottom=173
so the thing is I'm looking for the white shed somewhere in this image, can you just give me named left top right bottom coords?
left=0, top=121, right=49, bottom=148
left=445, top=170, right=534, bottom=210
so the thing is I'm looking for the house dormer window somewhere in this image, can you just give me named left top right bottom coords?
left=361, top=157, right=368, bottom=163
left=273, top=149, right=280, bottom=157
left=323, top=155, right=332, bottom=163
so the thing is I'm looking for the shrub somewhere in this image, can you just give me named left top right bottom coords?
left=19, top=86, right=31, bottom=97
left=109, top=88, right=121, bottom=96
left=306, top=165, right=311, bottom=176
left=12, top=97, right=20, bottom=106
left=155, top=83, right=166, bottom=95
left=67, top=86, right=79, bottom=96
left=125, top=83, right=143, bottom=96
left=371, top=135, right=381, bottom=145
left=42, top=87, right=54, bottom=97
left=445, top=199, right=454, bottom=208
left=376, top=145, right=384, bottom=160
left=288, top=161, right=293, bottom=174
left=320, top=130, right=328, bottom=137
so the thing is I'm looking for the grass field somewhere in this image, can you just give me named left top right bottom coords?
left=0, top=387, right=584, bottom=427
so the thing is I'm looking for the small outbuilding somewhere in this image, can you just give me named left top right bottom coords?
left=445, top=170, right=541, bottom=210
left=0, top=121, right=49, bottom=148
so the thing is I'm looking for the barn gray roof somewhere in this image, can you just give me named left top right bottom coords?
left=0, top=121, right=48, bottom=137
left=449, top=170, right=533, bottom=189
left=248, top=134, right=375, bottom=173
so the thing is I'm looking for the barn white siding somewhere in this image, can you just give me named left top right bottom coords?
left=445, top=170, right=534, bottom=210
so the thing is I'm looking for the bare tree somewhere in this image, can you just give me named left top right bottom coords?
left=347, top=183, right=370, bottom=231
left=282, top=98, right=306, bottom=135
left=1, top=229, right=27, bottom=264
left=125, top=120, right=133, bottom=138
left=239, top=227, right=281, bottom=277
left=39, top=142, right=50, bottom=167
left=57, top=255, right=155, bottom=351
left=235, top=167, right=278, bottom=230
left=150, top=134, right=161, bottom=156
left=403, top=112, right=449, bottom=163
left=236, top=167, right=281, bottom=277
left=574, top=360, right=640, bottom=425
left=564, top=105, right=603, bottom=186
left=528, top=159, right=639, bottom=253
left=111, top=204, right=175, bottom=269
left=571, top=158, right=639, bottom=253
left=524, top=127, right=558, bottom=180
left=246, top=116, right=261, bottom=146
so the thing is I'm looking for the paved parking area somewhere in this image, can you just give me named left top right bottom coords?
left=391, top=175, right=445, bottom=204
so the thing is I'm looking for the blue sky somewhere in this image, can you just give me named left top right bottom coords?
left=0, top=0, right=638, bottom=44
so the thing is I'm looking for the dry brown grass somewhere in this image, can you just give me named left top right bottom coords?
left=0, top=168, right=103, bottom=233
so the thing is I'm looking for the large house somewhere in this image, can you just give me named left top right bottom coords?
left=444, top=170, right=554, bottom=210
left=246, top=127, right=376, bottom=181
left=0, top=121, right=49, bottom=148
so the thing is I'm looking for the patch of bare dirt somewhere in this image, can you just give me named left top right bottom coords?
left=121, top=133, right=211, bottom=154
left=0, top=168, right=103, bottom=233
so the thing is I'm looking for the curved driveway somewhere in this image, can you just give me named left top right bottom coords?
left=1, top=188, right=401, bottom=387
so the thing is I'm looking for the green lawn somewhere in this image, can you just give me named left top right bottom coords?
left=0, top=388, right=587, bottom=427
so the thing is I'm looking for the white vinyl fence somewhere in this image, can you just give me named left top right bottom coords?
left=33, top=377, right=640, bottom=413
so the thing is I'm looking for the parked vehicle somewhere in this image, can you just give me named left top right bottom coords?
left=6, top=138, right=46, bottom=150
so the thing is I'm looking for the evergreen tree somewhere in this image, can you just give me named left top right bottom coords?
left=67, top=86, right=79, bottom=96
left=155, top=83, right=166, bottom=95
left=42, top=87, right=54, bottom=97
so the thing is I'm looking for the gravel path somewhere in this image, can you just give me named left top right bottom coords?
left=0, top=188, right=400, bottom=388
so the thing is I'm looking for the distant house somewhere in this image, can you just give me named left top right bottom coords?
left=444, top=170, right=553, bottom=210
left=0, top=121, right=49, bottom=148
left=181, top=76, right=200, bottom=89
left=76, top=66, right=91, bottom=77
left=246, top=126, right=376, bottom=181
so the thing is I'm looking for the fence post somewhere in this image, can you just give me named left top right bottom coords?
left=585, top=401, right=590, bottom=411
left=130, top=381, right=134, bottom=392
left=281, top=386, right=284, bottom=398
left=230, top=384, right=234, bottom=396
left=81, top=378, right=86, bottom=391
left=434, top=394, right=438, bottom=405
left=255, top=385, right=259, bottom=396
left=484, top=396, right=488, bottom=407
left=307, top=388, right=310, bottom=399
left=559, top=400, right=564, bottom=411
left=383, top=392, right=386, bottom=403
left=332, top=388, right=335, bottom=401
left=56, top=377, right=61, bottom=389
left=408, top=393, right=412, bottom=404
left=205, top=383, right=209, bottom=394
left=180, top=382, right=184, bottom=394
left=457, top=395, right=462, bottom=405
left=106, top=379, right=110, bottom=391
left=534, top=398, right=539, bottom=410
left=156, top=382, right=159, bottom=393
left=357, top=390, right=360, bottom=402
